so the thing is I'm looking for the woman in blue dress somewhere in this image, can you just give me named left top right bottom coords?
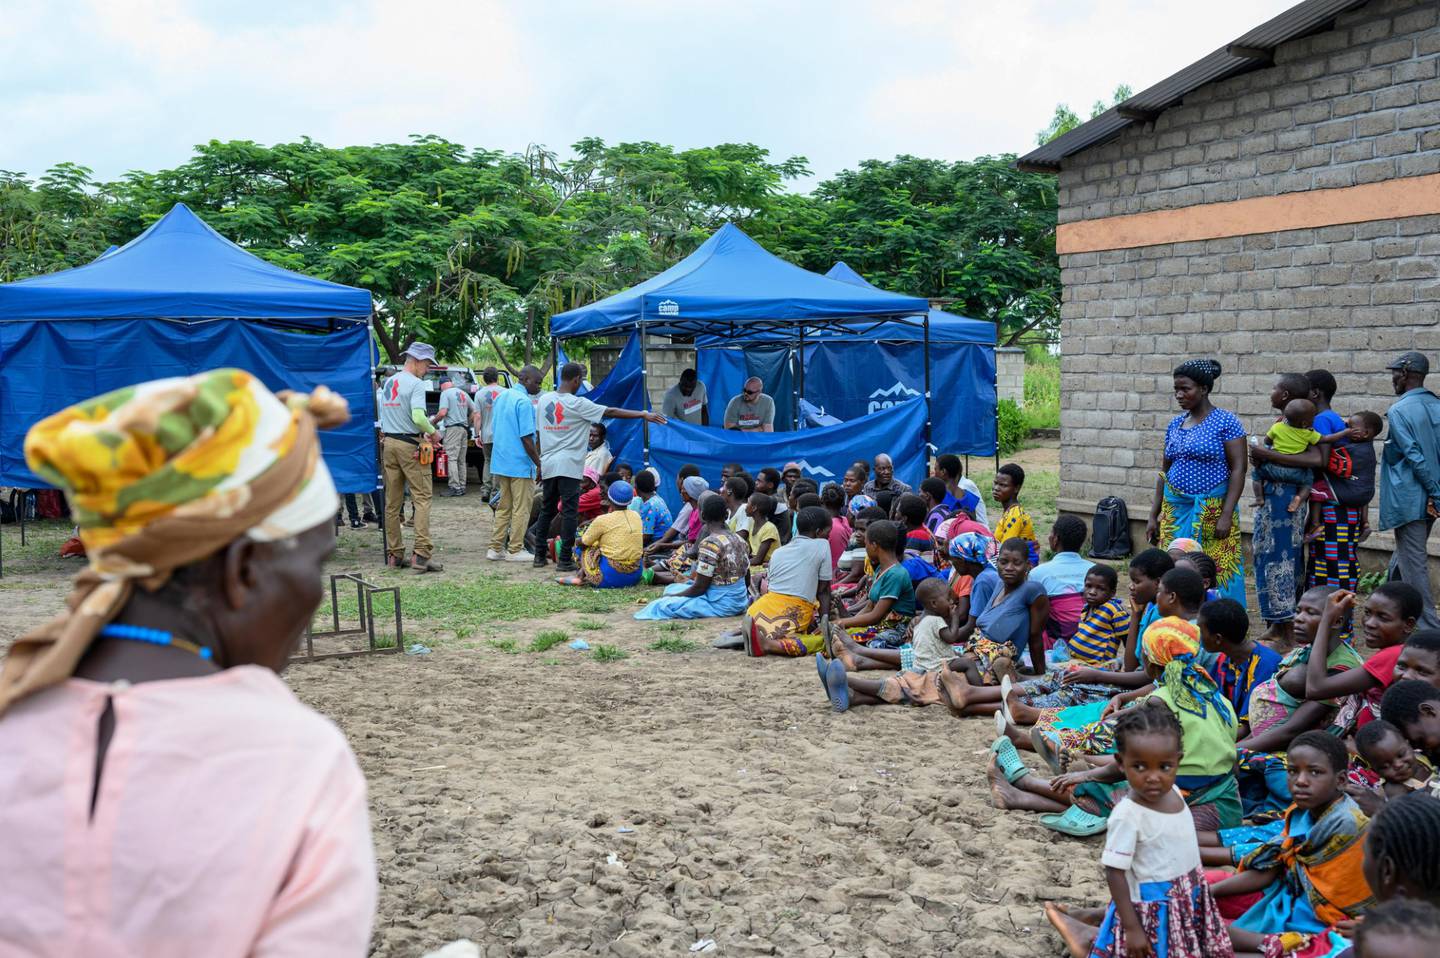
left=1146, top=358, right=1248, bottom=607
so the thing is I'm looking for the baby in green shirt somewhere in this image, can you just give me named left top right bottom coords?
left=1251, top=397, right=1320, bottom=513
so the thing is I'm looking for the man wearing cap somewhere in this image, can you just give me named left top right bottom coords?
left=724, top=377, right=775, bottom=432
left=1380, top=351, right=1440, bottom=628
left=533, top=362, right=667, bottom=573
left=662, top=368, right=709, bottom=426
left=379, top=342, right=442, bottom=573
left=433, top=380, right=474, bottom=498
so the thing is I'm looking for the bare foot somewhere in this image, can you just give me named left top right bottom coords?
left=987, top=754, right=1026, bottom=810
left=1044, top=902, right=1099, bottom=958
left=1288, top=493, right=1306, bottom=514
left=945, top=667, right=971, bottom=708
left=1005, top=718, right=1034, bottom=751
left=991, top=655, right=1019, bottom=687
left=1008, top=695, right=1041, bottom=726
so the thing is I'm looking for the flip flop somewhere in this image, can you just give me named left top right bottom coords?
left=993, top=709, right=1007, bottom=739
left=999, top=674, right=1017, bottom=726
left=826, top=659, right=850, bottom=713
left=990, top=736, right=1030, bottom=784
left=1032, top=726, right=1067, bottom=776
left=1039, top=806, right=1108, bottom=837
left=815, top=653, right=830, bottom=697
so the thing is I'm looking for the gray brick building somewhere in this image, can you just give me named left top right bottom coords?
left=1019, top=0, right=1439, bottom=570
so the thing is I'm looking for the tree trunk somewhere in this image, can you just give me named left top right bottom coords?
left=373, top=312, right=403, bottom=363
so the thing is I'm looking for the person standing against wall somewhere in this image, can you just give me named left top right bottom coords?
left=1380, top=351, right=1440, bottom=629
left=379, top=343, right=442, bottom=573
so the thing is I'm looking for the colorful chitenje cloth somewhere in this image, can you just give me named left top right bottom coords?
left=1306, top=503, right=1365, bottom=640
left=1159, top=479, right=1246, bottom=607
left=746, top=591, right=823, bottom=657
left=1231, top=794, right=1375, bottom=934
left=1252, top=478, right=1307, bottom=625
left=0, top=369, right=345, bottom=717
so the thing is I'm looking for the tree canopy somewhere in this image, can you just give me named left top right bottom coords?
left=0, top=137, right=1061, bottom=365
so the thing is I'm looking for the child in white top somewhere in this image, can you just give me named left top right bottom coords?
left=1044, top=702, right=1234, bottom=958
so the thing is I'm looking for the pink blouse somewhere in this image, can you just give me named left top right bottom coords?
left=0, top=666, right=376, bottom=957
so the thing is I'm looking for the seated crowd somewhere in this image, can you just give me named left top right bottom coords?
left=526, top=432, right=1440, bottom=957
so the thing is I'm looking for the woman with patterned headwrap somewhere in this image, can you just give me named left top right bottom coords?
left=0, top=370, right=376, bottom=956
left=1147, top=359, right=1249, bottom=607
left=987, top=615, right=1241, bottom=837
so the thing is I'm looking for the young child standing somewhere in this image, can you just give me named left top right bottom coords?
left=1043, top=704, right=1233, bottom=958
left=1251, top=397, right=1322, bottom=514
left=992, top=463, right=1040, bottom=567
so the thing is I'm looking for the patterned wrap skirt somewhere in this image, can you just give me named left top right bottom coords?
left=579, top=547, right=642, bottom=588
left=1088, top=867, right=1233, bottom=958
left=746, top=591, right=823, bottom=657
left=1160, top=480, right=1246, bottom=607
left=1252, top=479, right=1306, bottom=624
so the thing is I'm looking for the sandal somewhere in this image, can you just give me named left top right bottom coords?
left=815, top=653, right=830, bottom=697
left=1039, top=805, right=1108, bottom=837
left=1031, top=726, right=1067, bottom=775
left=825, top=658, right=850, bottom=713
left=989, top=736, right=1030, bottom=784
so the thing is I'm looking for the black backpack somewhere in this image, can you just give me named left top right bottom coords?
left=1089, top=496, right=1132, bottom=559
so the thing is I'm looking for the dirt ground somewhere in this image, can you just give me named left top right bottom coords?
left=1, top=442, right=1106, bottom=957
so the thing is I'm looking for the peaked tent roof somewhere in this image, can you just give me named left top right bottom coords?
left=549, top=223, right=930, bottom=338
left=0, top=203, right=372, bottom=325
left=821, top=262, right=995, bottom=345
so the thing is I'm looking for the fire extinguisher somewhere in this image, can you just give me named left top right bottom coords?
left=434, top=444, right=449, bottom=479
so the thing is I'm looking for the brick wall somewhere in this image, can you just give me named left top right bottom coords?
left=1055, top=0, right=1440, bottom=550
left=586, top=341, right=696, bottom=410
left=996, top=347, right=1026, bottom=405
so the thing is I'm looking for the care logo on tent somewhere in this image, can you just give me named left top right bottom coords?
left=793, top=459, right=834, bottom=478
left=867, top=381, right=920, bottom=414
left=657, top=299, right=680, bottom=316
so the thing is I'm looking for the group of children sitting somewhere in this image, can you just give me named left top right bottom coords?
left=534, top=448, right=1440, bottom=956
left=801, top=479, right=1440, bottom=957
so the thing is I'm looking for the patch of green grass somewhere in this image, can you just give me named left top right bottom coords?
left=591, top=644, right=629, bottom=662
left=542, top=657, right=561, bottom=666
left=966, top=458, right=1060, bottom=540
left=314, top=577, right=631, bottom=640
left=374, top=634, right=397, bottom=650
left=528, top=630, right=569, bottom=653
left=486, top=638, right=520, bottom=654
left=574, top=618, right=607, bottom=631
left=648, top=637, right=699, bottom=653
left=656, top=621, right=692, bottom=633
left=1021, top=356, right=1060, bottom=431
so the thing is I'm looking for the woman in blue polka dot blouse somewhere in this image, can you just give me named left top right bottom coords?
left=1145, top=358, right=1248, bottom=607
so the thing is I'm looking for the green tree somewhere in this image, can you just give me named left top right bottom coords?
left=1036, top=83, right=1133, bottom=145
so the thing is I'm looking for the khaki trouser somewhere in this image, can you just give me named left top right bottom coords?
left=442, top=425, right=469, bottom=491
left=383, top=436, right=433, bottom=560
left=480, top=442, right=495, bottom=489
left=491, top=474, right=535, bottom=553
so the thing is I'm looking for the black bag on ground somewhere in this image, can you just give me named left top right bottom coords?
left=1088, top=496, right=1132, bottom=559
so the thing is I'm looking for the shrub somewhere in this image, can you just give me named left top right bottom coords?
left=997, top=398, right=1027, bottom=455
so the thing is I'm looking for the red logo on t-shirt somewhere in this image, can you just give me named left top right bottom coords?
left=388, top=379, right=399, bottom=401
left=545, top=400, right=565, bottom=425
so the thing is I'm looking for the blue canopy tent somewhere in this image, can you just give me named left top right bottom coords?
left=549, top=224, right=942, bottom=478
left=694, top=261, right=998, bottom=453
left=0, top=203, right=377, bottom=493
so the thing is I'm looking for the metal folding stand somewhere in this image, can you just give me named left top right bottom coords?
left=293, top=572, right=404, bottom=662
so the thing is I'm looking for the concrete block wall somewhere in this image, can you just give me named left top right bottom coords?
left=585, top=340, right=696, bottom=410
left=1055, top=0, right=1440, bottom=535
left=996, top=347, right=1026, bottom=405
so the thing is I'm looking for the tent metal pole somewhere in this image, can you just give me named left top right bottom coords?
left=795, top=323, right=805, bottom=431
left=368, top=311, right=386, bottom=566
left=994, top=317, right=1001, bottom=473
left=639, top=319, right=651, bottom=467
left=923, top=310, right=933, bottom=472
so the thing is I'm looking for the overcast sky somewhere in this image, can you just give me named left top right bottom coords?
left=2, top=0, right=1299, bottom=190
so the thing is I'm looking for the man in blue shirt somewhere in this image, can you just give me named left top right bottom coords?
left=1380, top=351, right=1440, bottom=628
left=486, top=365, right=543, bottom=562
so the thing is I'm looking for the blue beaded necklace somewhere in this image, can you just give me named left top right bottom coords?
left=98, top=623, right=214, bottom=661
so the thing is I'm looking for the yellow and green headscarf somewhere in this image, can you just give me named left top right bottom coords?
left=1142, top=616, right=1233, bottom=725
left=0, top=369, right=347, bottom=715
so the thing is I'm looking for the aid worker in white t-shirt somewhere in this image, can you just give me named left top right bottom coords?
left=531, top=362, right=667, bottom=573
left=472, top=367, right=507, bottom=497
